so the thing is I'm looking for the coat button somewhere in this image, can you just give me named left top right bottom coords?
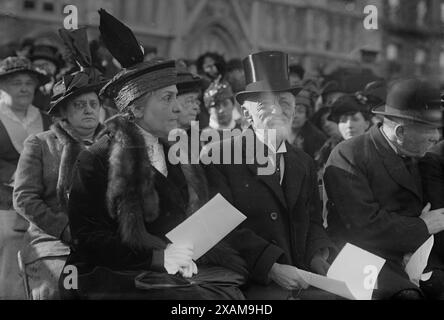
left=270, top=212, right=278, bottom=220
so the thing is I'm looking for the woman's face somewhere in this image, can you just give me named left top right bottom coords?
left=291, top=104, right=308, bottom=130
left=203, top=57, right=219, bottom=79
left=321, top=112, right=341, bottom=138
left=177, top=92, right=201, bottom=129
left=0, top=73, right=38, bottom=109
left=214, top=98, right=234, bottom=126
left=136, top=85, right=181, bottom=139
left=63, top=92, right=101, bottom=133
left=338, top=112, right=370, bottom=140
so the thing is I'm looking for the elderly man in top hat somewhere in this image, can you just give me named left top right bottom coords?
left=202, top=51, right=335, bottom=300
left=324, top=78, right=444, bottom=299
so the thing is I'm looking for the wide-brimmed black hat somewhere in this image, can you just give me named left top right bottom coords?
left=98, top=9, right=177, bottom=111
left=373, top=78, right=442, bottom=127
left=235, top=51, right=302, bottom=104
left=28, top=44, right=65, bottom=70
left=48, top=28, right=107, bottom=115
left=0, top=56, right=50, bottom=85
left=328, top=94, right=370, bottom=123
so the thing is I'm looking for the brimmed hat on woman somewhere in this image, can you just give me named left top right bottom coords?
left=48, top=28, right=108, bottom=115
left=97, top=9, right=177, bottom=112
left=328, top=94, right=371, bottom=123
left=0, top=56, right=50, bottom=85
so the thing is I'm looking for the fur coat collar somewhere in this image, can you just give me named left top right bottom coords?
left=98, top=114, right=209, bottom=251
left=52, top=120, right=104, bottom=211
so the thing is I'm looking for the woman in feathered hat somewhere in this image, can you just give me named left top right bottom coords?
left=60, top=9, right=247, bottom=300
left=13, top=28, right=106, bottom=300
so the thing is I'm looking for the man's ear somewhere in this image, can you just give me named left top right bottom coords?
left=241, top=105, right=253, bottom=125
left=132, top=104, right=144, bottom=119
left=394, top=124, right=405, bottom=142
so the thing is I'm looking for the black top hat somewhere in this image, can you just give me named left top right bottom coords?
left=373, top=78, right=442, bottom=127
left=235, top=51, right=302, bottom=104
left=29, top=44, right=64, bottom=70
left=0, top=56, right=50, bottom=85
left=48, top=28, right=107, bottom=115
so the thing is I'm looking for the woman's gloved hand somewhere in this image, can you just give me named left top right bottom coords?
left=164, top=243, right=194, bottom=275
left=179, top=260, right=198, bottom=278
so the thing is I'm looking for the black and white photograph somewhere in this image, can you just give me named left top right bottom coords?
left=0, top=0, right=443, bottom=309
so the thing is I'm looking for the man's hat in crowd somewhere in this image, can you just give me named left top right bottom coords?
left=176, top=62, right=202, bottom=96
left=28, top=44, right=65, bottom=70
left=235, top=51, right=302, bottom=105
left=98, top=9, right=176, bottom=111
left=0, top=56, right=50, bottom=85
left=48, top=28, right=108, bottom=115
left=328, top=94, right=370, bottom=123
left=372, top=78, right=442, bottom=127
left=204, top=81, right=234, bottom=108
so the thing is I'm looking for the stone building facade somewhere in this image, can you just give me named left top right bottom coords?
left=0, top=0, right=442, bottom=83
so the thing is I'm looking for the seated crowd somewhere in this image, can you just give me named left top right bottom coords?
left=0, top=10, right=443, bottom=300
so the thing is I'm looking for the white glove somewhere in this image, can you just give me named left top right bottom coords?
left=164, top=243, right=194, bottom=275
left=179, top=260, right=198, bottom=278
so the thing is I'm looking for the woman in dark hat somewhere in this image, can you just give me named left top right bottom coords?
left=328, top=94, right=372, bottom=141
left=28, top=44, right=65, bottom=112
left=12, top=28, right=106, bottom=300
left=176, top=65, right=202, bottom=131
left=0, top=55, right=51, bottom=299
left=60, top=9, right=246, bottom=300
left=0, top=56, right=51, bottom=209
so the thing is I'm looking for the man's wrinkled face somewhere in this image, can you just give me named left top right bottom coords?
left=136, top=85, right=181, bottom=139
left=62, top=92, right=101, bottom=132
left=338, top=112, right=369, bottom=140
left=0, top=73, right=38, bottom=108
left=177, top=92, right=200, bottom=129
left=243, top=92, right=295, bottom=143
left=398, top=123, right=440, bottom=157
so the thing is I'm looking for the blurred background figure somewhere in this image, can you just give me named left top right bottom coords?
left=288, top=87, right=327, bottom=159
left=328, top=94, right=372, bottom=141
left=13, top=27, right=107, bottom=300
left=289, top=63, right=305, bottom=86
left=0, top=56, right=51, bottom=299
left=176, top=64, right=202, bottom=131
left=143, top=45, right=158, bottom=62
left=225, top=58, right=245, bottom=94
left=28, top=44, right=65, bottom=112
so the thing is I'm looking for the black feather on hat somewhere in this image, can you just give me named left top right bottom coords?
left=98, top=8, right=144, bottom=68
left=48, top=28, right=107, bottom=115
left=98, top=9, right=177, bottom=111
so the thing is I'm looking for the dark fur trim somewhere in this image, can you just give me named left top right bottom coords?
left=102, top=114, right=211, bottom=251
left=52, top=121, right=85, bottom=211
left=104, top=114, right=163, bottom=250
